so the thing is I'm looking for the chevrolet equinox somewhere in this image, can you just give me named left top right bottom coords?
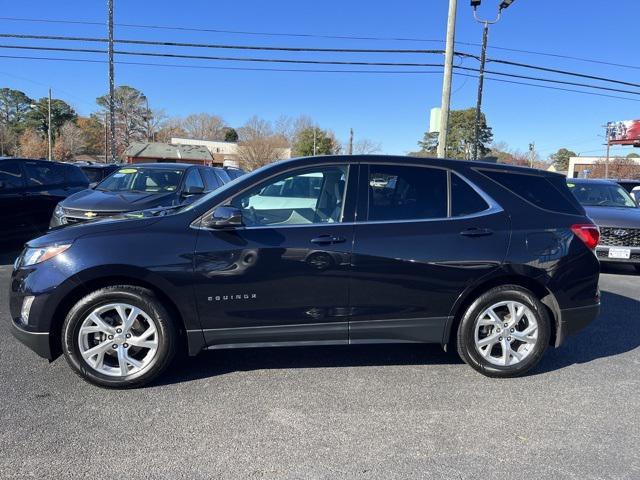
left=9, top=155, right=601, bottom=388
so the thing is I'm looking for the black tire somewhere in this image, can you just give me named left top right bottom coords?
left=456, top=285, right=550, bottom=378
left=62, top=285, right=177, bottom=388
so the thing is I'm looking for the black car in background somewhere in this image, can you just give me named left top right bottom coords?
left=74, top=162, right=121, bottom=187
left=10, top=155, right=600, bottom=388
left=568, top=178, right=640, bottom=271
left=223, top=166, right=245, bottom=180
left=50, top=163, right=230, bottom=226
left=0, top=157, right=89, bottom=245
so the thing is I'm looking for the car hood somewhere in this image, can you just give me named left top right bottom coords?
left=60, top=188, right=178, bottom=212
left=584, top=206, right=640, bottom=228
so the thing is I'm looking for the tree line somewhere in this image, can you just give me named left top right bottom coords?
left=0, top=86, right=381, bottom=170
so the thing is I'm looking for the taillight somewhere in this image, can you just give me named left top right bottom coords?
left=571, top=224, right=600, bottom=250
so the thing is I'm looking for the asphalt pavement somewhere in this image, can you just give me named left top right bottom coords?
left=0, top=256, right=638, bottom=479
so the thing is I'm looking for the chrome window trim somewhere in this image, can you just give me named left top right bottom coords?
left=191, top=165, right=502, bottom=231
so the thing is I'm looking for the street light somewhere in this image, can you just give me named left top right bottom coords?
left=470, top=0, right=515, bottom=161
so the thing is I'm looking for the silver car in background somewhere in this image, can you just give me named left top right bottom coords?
left=568, top=178, right=640, bottom=272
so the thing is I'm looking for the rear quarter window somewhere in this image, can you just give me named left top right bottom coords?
left=479, top=169, right=582, bottom=215
left=66, top=165, right=89, bottom=184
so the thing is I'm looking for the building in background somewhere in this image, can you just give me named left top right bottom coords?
left=171, top=137, right=292, bottom=168
left=567, top=156, right=640, bottom=179
left=123, top=142, right=214, bottom=165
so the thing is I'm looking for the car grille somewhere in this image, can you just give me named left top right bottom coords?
left=598, top=226, right=640, bottom=247
left=63, top=208, right=120, bottom=224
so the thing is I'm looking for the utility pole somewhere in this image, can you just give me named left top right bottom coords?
left=437, top=0, right=458, bottom=158
left=348, top=128, right=354, bottom=155
left=471, top=1, right=515, bottom=160
left=104, top=111, right=108, bottom=163
left=528, top=142, right=535, bottom=168
left=107, top=0, right=117, bottom=163
left=47, top=88, right=53, bottom=161
left=604, top=123, right=611, bottom=179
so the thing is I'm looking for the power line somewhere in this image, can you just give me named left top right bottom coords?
left=2, top=43, right=640, bottom=97
left=1, top=15, right=639, bottom=71
left=2, top=53, right=640, bottom=104
left=2, top=33, right=640, bottom=91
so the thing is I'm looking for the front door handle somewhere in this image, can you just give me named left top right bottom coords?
left=311, top=235, right=346, bottom=245
left=460, top=227, right=493, bottom=237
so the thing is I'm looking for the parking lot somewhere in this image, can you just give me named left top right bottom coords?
left=0, top=259, right=638, bottom=479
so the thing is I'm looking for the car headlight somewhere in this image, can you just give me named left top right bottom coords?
left=20, top=244, right=71, bottom=267
left=54, top=204, right=65, bottom=217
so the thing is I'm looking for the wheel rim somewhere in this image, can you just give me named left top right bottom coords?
left=473, top=300, right=539, bottom=367
left=78, top=303, right=159, bottom=377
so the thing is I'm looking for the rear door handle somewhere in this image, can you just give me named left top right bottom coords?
left=310, top=235, right=346, bottom=245
left=460, top=227, right=493, bottom=237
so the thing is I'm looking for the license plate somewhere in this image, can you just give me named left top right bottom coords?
left=608, top=247, right=631, bottom=259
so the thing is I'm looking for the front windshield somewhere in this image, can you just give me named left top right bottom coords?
left=568, top=181, right=637, bottom=208
left=96, top=167, right=184, bottom=193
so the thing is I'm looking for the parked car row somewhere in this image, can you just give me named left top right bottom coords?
left=0, top=157, right=245, bottom=244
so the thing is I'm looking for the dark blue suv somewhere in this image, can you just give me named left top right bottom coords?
left=9, top=155, right=600, bottom=388
left=50, top=162, right=231, bottom=227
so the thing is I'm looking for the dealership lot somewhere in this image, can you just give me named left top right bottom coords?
left=0, top=261, right=638, bottom=479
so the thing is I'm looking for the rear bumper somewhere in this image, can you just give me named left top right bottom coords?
left=555, top=303, right=600, bottom=347
left=10, top=320, right=52, bottom=359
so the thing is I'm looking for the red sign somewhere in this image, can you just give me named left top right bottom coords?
left=607, top=120, right=640, bottom=146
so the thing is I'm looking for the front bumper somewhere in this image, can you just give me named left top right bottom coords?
left=596, top=246, right=640, bottom=264
left=10, top=320, right=52, bottom=359
left=555, top=302, right=600, bottom=347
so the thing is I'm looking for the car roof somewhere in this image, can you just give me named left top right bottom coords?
left=567, top=177, right=620, bottom=185
left=119, top=162, right=195, bottom=170
left=262, top=154, right=563, bottom=177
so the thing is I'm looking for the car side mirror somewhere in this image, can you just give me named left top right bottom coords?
left=182, top=185, right=205, bottom=197
left=204, top=206, right=243, bottom=229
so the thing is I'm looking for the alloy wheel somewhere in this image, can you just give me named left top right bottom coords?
left=78, top=303, right=159, bottom=377
left=473, top=300, right=539, bottom=367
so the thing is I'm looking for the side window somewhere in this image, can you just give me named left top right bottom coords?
left=201, top=168, right=221, bottom=191
left=451, top=173, right=489, bottom=217
left=23, top=161, right=65, bottom=187
left=480, top=169, right=580, bottom=214
left=184, top=169, right=205, bottom=190
left=367, top=165, right=447, bottom=221
left=0, top=161, right=24, bottom=190
left=230, top=166, right=348, bottom=226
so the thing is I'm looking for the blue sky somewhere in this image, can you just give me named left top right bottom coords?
left=1, top=0, right=639, bottom=159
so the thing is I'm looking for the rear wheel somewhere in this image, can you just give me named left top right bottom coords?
left=457, top=285, right=550, bottom=378
left=62, top=286, right=176, bottom=388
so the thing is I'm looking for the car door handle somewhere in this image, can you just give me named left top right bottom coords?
left=310, top=235, right=346, bottom=245
left=460, top=227, right=493, bottom=237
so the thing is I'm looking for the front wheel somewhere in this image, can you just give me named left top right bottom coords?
left=62, top=286, right=177, bottom=388
left=457, top=285, right=550, bottom=378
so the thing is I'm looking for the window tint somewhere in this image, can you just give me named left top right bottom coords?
left=215, top=168, right=231, bottom=183
left=0, top=161, right=24, bottom=189
left=480, top=169, right=581, bottom=215
left=24, top=161, right=65, bottom=187
left=367, top=165, right=447, bottom=221
left=451, top=174, right=489, bottom=217
left=231, top=166, right=347, bottom=226
left=65, top=165, right=89, bottom=184
left=80, top=167, right=103, bottom=184
left=184, top=169, right=205, bottom=190
left=201, top=168, right=221, bottom=191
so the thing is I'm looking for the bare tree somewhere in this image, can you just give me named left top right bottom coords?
left=237, top=116, right=288, bottom=170
left=143, top=108, right=167, bottom=142
left=54, top=121, right=86, bottom=160
left=96, top=86, right=149, bottom=155
left=18, top=129, right=47, bottom=158
left=274, top=114, right=314, bottom=147
left=181, top=113, right=227, bottom=140
left=155, top=118, right=188, bottom=143
left=353, top=138, right=381, bottom=155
